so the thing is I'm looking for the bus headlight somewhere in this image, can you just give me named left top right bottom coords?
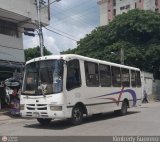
left=20, top=104, right=25, bottom=110
left=50, top=105, right=62, bottom=111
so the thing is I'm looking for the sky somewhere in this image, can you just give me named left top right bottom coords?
left=23, top=0, right=100, bottom=55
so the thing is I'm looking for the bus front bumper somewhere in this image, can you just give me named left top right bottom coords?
left=20, top=104, right=71, bottom=119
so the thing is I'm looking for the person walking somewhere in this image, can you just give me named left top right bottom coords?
left=142, top=89, right=148, bottom=103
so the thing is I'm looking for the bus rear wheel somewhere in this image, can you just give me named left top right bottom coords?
left=114, top=100, right=128, bottom=116
left=71, top=105, right=83, bottom=125
left=119, top=100, right=128, bottom=116
left=37, top=118, right=52, bottom=125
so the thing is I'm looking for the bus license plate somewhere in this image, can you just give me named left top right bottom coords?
left=33, top=112, right=39, bottom=117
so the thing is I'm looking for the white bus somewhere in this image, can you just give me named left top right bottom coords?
left=20, top=54, right=142, bottom=125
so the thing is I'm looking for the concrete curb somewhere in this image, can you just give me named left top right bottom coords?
left=0, top=109, right=9, bottom=116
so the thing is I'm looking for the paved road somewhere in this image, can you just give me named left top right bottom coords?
left=0, top=102, right=160, bottom=136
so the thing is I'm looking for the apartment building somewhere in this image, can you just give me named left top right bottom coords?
left=98, top=0, right=160, bottom=26
left=0, top=0, right=49, bottom=81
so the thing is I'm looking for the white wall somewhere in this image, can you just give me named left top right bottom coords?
left=99, top=1, right=109, bottom=26
left=115, top=0, right=136, bottom=15
left=141, top=71, right=153, bottom=95
left=0, top=0, right=49, bottom=26
left=0, top=34, right=24, bottom=62
left=143, top=0, right=156, bottom=11
left=153, top=80, right=160, bottom=95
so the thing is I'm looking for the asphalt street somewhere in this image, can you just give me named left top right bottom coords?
left=0, top=102, right=160, bottom=136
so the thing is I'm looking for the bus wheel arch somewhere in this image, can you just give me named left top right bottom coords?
left=115, top=99, right=129, bottom=116
left=70, top=102, right=87, bottom=125
left=75, top=102, right=88, bottom=115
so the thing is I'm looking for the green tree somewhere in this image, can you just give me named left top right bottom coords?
left=24, top=46, right=52, bottom=61
left=62, top=9, right=160, bottom=79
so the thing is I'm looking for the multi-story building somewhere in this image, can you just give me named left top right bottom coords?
left=0, top=0, right=49, bottom=81
left=98, top=0, right=160, bottom=26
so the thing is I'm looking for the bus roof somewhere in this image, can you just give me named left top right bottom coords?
left=26, top=54, right=140, bottom=71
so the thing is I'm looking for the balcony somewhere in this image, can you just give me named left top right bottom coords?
left=0, top=0, right=49, bottom=29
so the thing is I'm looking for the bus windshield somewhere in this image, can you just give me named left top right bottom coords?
left=22, top=59, right=63, bottom=96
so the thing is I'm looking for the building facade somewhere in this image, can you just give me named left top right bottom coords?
left=0, top=0, right=49, bottom=81
left=98, top=0, right=160, bottom=26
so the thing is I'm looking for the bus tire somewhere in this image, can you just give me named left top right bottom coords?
left=71, top=105, right=83, bottom=125
left=37, top=118, right=52, bottom=125
left=119, top=100, right=128, bottom=116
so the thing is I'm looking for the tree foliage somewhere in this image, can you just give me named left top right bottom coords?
left=62, top=9, right=160, bottom=79
left=24, top=46, right=52, bottom=61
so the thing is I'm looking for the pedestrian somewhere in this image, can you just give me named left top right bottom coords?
left=0, top=81, right=7, bottom=108
left=142, top=89, right=148, bottom=103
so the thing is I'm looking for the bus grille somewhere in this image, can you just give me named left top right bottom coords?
left=26, top=104, right=47, bottom=111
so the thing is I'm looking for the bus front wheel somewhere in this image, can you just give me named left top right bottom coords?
left=37, top=118, right=52, bottom=125
left=71, top=105, right=83, bottom=125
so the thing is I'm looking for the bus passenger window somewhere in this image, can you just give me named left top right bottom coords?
left=111, top=66, right=121, bottom=87
left=121, top=68, right=130, bottom=87
left=99, top=64, right=111, bottom=87
left=131, top=70, right=136, bottom=87
left=66, top=60, right=81, bottom=90
left=84, top=61, right=99, bottom=87
left=136, top=71, right=141, bottom=87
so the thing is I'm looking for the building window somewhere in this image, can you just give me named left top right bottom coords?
left=84, top=61, right=99, bottom=87
left=99, top=64, right=111, bottom=87
left=113, top=0, right=116, bottom=6
left=66, top=59, right=81, bottom=90
left=135, top=3, right=137, bottom=8
left=113, top=9, right=116, bottom=16
left=0, top=19, right=18, bottom=37
left=111, top=66, right=121, bottom=87
left=139, top=0, right=141, bottom=3
left=155, top=8, right=159, bottom=12
left=120, top=6, right=124, bottom=10
left=126, top=5, right=130, bottom=9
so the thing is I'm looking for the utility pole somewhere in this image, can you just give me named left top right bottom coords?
left=35, top=0, right=61, bottom=56
left=36, top=0, right=44, bottom=57
left=120, top=48, right=124, bottom=65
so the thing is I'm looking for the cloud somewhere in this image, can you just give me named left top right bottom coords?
left=23, top=0, right=99, bottom=54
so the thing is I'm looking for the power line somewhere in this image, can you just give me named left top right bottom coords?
left=44, top=27, right=78, bottom=41
left=0, top=14, right=79, bottom=42
left=47, top=25, right=79, bottom=40
left=50, top=0, right=91, bottom=15
left=50, top=0, right=61, bottom=5
left=50, top=3, right=99, bottom=28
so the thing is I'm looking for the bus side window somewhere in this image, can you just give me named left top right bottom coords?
left=131, top=70, right=136, bottom=87
left=66, top=59, right=81, bottom=91
left=136, top=71, right=141, bottom=87
left=121, top=68, right=130, bottom=87
left=84, top=61, right=99, bottom=87
left=111, top=66, right=121, bottom=87
left=99, top=64, right=111, bottom=87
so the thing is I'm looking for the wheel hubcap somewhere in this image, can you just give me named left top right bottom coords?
left=73, top=108, right=81, bottom=121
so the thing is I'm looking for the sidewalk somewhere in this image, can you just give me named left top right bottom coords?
left=0, top=109, right=11, bottom=121
left=0, top=109, right=9, bottom=115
